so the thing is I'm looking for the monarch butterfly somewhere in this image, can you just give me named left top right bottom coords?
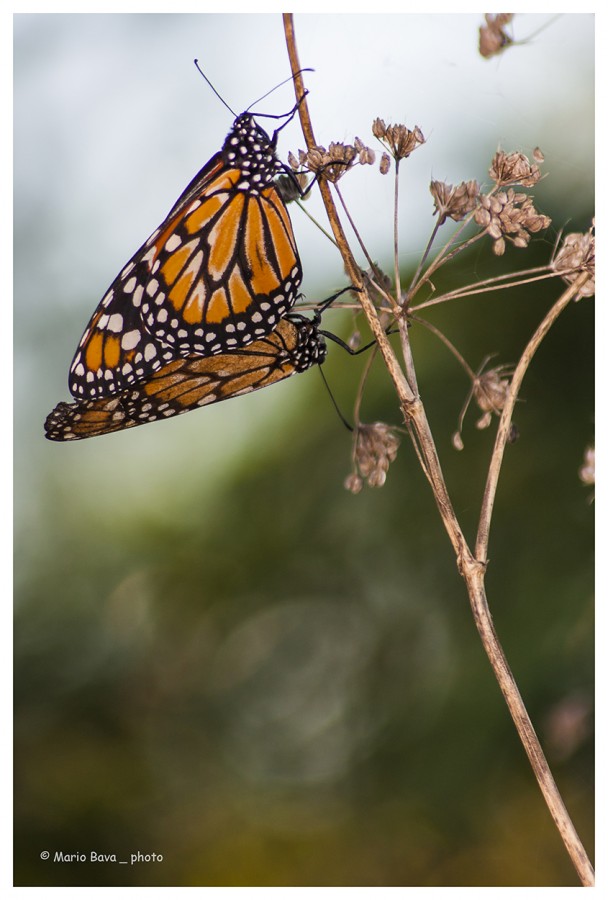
left=67, top=106, right=303, bottom=402
left=45, top=314, right=326, bottom=441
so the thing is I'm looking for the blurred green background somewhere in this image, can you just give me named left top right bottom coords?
left=14, top=13, right=594, bottom=888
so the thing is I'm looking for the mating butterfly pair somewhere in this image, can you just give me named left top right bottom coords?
left=45, top=106, right=326, bottom=441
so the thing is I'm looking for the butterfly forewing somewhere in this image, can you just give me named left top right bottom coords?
left=68, top=113, right=302, bottom=402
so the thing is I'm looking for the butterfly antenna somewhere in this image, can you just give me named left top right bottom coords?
left=194, top=59, right=237, bottom=117
left=246, top=68, right=314, bottom=113
left=318, top=365, right=353, bottom=432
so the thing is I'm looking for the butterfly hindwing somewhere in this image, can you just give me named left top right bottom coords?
left=46, top=317, right=326, bottom=441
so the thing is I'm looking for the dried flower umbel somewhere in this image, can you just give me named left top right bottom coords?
left=552, top=224, right=595, bottom=298
left=430, top=179, right=480, bottom=225
left=291, top=140, right=376, bottom=183
left=372, top=119, right=425, bottom=161
left=475, top=189, right=551, bottom=256
left=489, top=150, right=542, bottom=188
left=453, top=361, right=514, bottom=449
left=479, top=13, right=514, bottom=59
left=473, top=366, right=512, bottom=418
left=345, top=423, right=401, bottom=492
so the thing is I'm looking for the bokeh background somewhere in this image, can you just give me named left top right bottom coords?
left=14, top=13, right=594, bottom=888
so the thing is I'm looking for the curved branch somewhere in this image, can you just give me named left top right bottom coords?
left=476, top=271, right=591, bottom=561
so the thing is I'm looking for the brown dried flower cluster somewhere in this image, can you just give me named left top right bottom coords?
left=430, top=179, right=480, bottom=225
left=475, top=189, right=551, bottom=256
left=453, top=362, right=514, bottom=449
left=290, top=138, right=375, bottom=183
left=345, top=423, right=400, bottom=492
left=372, top=119, right=425, bottom=161
left=379, top=152, right=391, bottom=175
left=489, top=150, right=542, bottom=188
left=473, top=365, right=513, bottom=429
left=479, top=13, right=514, bottom=59
left=552, top=223, right=595, bottom=297
left=354, top=136, right=376, bottom=166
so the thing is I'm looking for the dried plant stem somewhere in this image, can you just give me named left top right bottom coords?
left=408, top=211, right=483, bottom=301
left=476, top=271, right=591, bottom=560
left=407, top=217, right=442, bottom=296
left=333, top=184, right=401, bottom=315
left=392, top=160, right=403, bottom=306
left=282, top=14, right=414, bottom=410
left=463, top=569, right=594, bottom=886
left=414, top=267, right=574, bottom=312
left=282, top=14, right=593, bottom=886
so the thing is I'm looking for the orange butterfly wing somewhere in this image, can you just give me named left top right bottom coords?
left=68, top=114, right=302, bottom=401
left=45, top=317, right=325, bottom=441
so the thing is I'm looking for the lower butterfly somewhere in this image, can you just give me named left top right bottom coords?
left=44, top=315, right=326, bottom=441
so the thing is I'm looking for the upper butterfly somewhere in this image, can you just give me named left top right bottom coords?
left=68, top=112, right=302, bottom=401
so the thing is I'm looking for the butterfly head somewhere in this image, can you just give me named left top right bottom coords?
left=222, top=113, right=282, bottom=187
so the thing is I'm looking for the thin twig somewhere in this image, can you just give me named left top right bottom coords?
left=393, top=160, right=403, bottom=306
left=413, top=267, right=573, bottom=312
left=476, top=271, right=591, bottom=562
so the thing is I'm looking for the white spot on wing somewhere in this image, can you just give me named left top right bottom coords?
left=107, top=313, right=123, bottom=332
left=121, top=330, right=141, bottom=350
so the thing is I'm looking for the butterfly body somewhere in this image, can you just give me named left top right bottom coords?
left=46, top=316, right=326, bottom=441
left=68, top=113, right=302, bottom=402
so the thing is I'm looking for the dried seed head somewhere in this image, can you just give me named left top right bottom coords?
left=479, top=13, right=514, bottom=59
left=346, top=423, right=400, bottom=491
left=379, top=152, right=391, bottom=175
left=552, top=223, right=595, bottom=297
left=476, top=411, right=493, bottom=430
left=430, top=179, right=480, bottom=224
left=344, top=472, right=364, bottom=495
left=372, top=118, right=425, bottom=161
left=297, top=142, right=358, bottom=183
left=358, top=145, right=376, bottom=166
left=579, top=444, right=595, bottom=487
left=489, top=150, right=542, bottom=187
left=371, top=118, right=387, bottom=140
left=475, top=188, right=551, bottom=254
left=492, top=237, right=506, bottom=257
left=473, top=366, right=512, bottom=414
left=352, top=136, right=376, bottom=165
left=452, top=431, right=465, bottom=451
left=454, top=358, right=513, bottom=448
